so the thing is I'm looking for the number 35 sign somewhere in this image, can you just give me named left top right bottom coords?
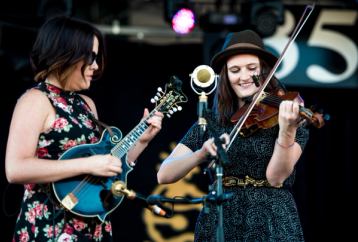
left=265, top=6, right=357, bottom=88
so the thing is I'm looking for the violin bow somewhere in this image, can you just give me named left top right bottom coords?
left=227, top=3, right=316, bottom=151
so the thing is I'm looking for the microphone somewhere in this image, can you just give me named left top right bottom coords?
left=111, top=181, right=169, bottom=218
left=252, top=74, right=261, bottom=87
left=190, top=65, right=218, bottom=137
left=237, top=75, right=261, bottom=87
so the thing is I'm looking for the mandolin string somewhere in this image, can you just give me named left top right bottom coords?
left=110, top=95, right=166, bottom=158
left=111, top=110, right=153, bottom=159
left=56, top=87, right=183, bottom=209
left=69, top=116, right=155, bottom=198
left=71, top=175, right=95, bottom=198
left=68, top=91, right=170, bottom=202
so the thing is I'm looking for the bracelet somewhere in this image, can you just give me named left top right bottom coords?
left=276, top=139, right=295, bottom=149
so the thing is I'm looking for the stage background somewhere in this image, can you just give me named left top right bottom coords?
left=1, top=2, right=357, bottom=242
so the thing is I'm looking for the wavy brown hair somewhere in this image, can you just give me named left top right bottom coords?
left=212, top=59, right=285, bottom=125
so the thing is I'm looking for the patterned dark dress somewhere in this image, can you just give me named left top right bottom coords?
left=180, top=113, right=309, bottom=242
left=12, top=81, right=112, bottom=242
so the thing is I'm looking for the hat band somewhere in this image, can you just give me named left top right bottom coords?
left=225, top=43, right=262, bottom=51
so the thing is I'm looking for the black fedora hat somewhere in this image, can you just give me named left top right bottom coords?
left=210, top=30, right=278, bottom=72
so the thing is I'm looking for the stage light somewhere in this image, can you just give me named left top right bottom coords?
left=164, top=0, right=196, bottom=35
left=199, top=12, right=243, bottom=32
left=171, top=7, right=195, bottom=34
left=246, top=0, right=284, bottom=37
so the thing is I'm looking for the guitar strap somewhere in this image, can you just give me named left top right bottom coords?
left=76, top=94, right=115, bottom=138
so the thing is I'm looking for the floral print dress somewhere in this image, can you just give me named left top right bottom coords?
left=12, top=81, right=112, bottom=242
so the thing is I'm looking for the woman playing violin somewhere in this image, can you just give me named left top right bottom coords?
left=157, top=29, right=309, bottom=241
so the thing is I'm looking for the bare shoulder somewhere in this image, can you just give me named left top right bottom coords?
left=79, top=94, right=98, bottom=118
left=16, top=88, right=50, bottom=108
left=10, top=87, right=53, bottom=133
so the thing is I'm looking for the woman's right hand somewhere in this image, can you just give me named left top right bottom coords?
left=87, top=154, right=122, bottom=177
left=198, top=133, right=230, bottom=161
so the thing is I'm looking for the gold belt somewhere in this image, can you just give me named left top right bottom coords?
left=222, top=175, right=282, bottom=188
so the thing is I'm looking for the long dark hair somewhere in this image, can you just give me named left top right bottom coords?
left=212, top=59, right=285, bottom=125
left=30, top=15, right=106, bottom=83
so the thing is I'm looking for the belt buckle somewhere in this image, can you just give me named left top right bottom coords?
left=223, top=177, right=237, bottom=186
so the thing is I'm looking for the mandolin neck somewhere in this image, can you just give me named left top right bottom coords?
left=110, top=109, right=157, bottom=159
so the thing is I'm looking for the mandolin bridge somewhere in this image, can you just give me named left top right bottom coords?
left=61, top=193, right=78, bottom=210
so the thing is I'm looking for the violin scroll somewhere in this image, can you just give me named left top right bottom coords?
left=299, top=105, right=330, bottom=129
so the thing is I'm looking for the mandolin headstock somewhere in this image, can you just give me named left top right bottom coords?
left=151, top=76, right=188, bottom=118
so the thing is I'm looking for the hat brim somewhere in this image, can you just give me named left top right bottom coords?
left=210, top=47, right=278, bottom=73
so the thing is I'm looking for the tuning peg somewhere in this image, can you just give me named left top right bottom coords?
left=177, top=106, right=182, bottom=111
left=157, top=87, right=163, bottom=92
left=169, top=110, right=174, bottom=115
left=166, top=114, right=171, bottom=118
left=150, top=98, right=156, bottom=103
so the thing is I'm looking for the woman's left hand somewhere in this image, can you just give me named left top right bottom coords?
left=278, top=98, right=307, bottom=145
left=139, top=108, right=164, bottom=144
left=279, top=100, right=301, bottom=128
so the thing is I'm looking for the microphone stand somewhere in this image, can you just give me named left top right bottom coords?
left=146, top=109, right=232, bottom=241
left=204, top=110, right=230, bottom=242
left=189, top=65, right=229, bottom=241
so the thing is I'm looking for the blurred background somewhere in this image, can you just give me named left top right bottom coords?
left=1, top=0, right=357, bottom=241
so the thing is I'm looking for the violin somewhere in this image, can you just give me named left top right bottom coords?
left=226, top=4, right=325, bottom=149
left=230, top=90, right=327, bottom=137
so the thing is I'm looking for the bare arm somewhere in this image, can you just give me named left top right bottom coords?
left=158, top=134, right=229, bottom=184
left=5, top=89, right=122, bottom=184
left=157, top=143, right=206, bottom=184
left=266, top=99, right=304, bottom=187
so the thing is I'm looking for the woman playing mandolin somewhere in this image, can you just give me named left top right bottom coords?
left=5, top=16, right=163, bottom=241
left=157, top=29, right=313, bottom=241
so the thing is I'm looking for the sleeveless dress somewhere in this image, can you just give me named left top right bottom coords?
left=180, top=113, right=309, bottom=242
left=12, top=81, right=112, bottom=242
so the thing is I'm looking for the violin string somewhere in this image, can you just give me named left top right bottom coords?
left=262, top=95, right=282, bottom=106
left=265, top=94, right=314, bottom=117
left=227, top=4, right=315, bottom=151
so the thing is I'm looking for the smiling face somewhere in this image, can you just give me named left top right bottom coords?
left=226, top=53, right=261, bottom=104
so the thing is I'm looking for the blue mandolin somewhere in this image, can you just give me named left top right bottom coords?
left=52, top=76, right=187, bottom=222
